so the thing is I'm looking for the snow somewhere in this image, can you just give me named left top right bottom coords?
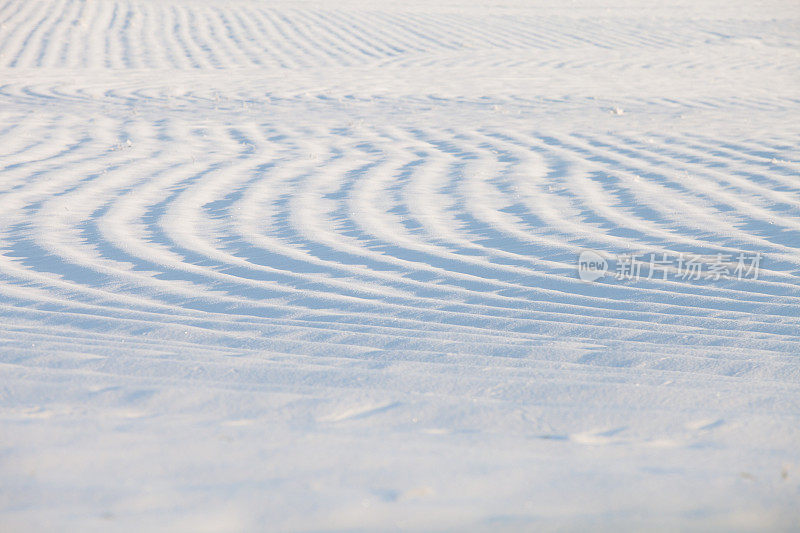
left=1, top=0, right=799, bottom=530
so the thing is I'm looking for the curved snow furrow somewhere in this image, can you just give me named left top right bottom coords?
left=264, top=9, right=336, bottom=68
left=0, top=124, right=104, bottom=212
left=515, top=132, right=798, bottom=263
left=3, top=112, right=796, bottom=352
left=537, top=133, right=800, bottom=295
left=456, top=129, right=800, bottom=307
left=2, top=1, right=800, bottom=528
left=598, top=131, right=800, bottom=221
left=390, top=127, right=800, bottom=316
left=256, top=132, right=684, bottom=325
left=166, top=5, right=205, bottom=70
left=145, top=1, right=177, bottom=70
left=339, top=12, right=431, bottom=58
left=424, top=13, right=536, bottom=51
left=10, top=1, right=789, bottom=70
left=477, top=130, right=729, bottom=259
left=4, top=0, right=57, bottom=68
left=561, top=134, right=797, bottom=245
left=404, top=127, right=798, bottom=323
left=10, top=126, right=792, bottom=358
left=650, top=132, right=800, bottom=192
left=0, top=120, right=638, bottom=352
left=156, top=4, right=193, bottom=69
left=201, top=7, right=253, bottom=69
left=33, top=0, right=75, bottom=68
left=0, top=0, right=22, bottom=22
left=245, top=129, right=670, bottom=319
left=0, top=13, right=788, bottom=358
left=212, top=122, right=800, bottom=336
left=243, top=7, right=309, bottom=69
left=0, top=103, right=788, bottom=288
left=304, top=11, right=401, bottom=60
left=221, top=7, right=272, bottom=68
left=280, top=10, right=358, bottom=67
left=0, top=116, right=80, bottom=176
left=566, top=132, right=800, bottom=270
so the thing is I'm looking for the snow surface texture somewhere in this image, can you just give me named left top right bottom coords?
left=1, top=0, right=799, bottom=530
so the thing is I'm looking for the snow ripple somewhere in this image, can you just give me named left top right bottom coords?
left=1, top=0, right=799, bottom=529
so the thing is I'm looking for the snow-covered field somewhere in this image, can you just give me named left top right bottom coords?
left=1, top=0, right=799, bottom=530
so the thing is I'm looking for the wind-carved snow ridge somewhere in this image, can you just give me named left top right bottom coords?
left=0, top=0, right=799, bottom=530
